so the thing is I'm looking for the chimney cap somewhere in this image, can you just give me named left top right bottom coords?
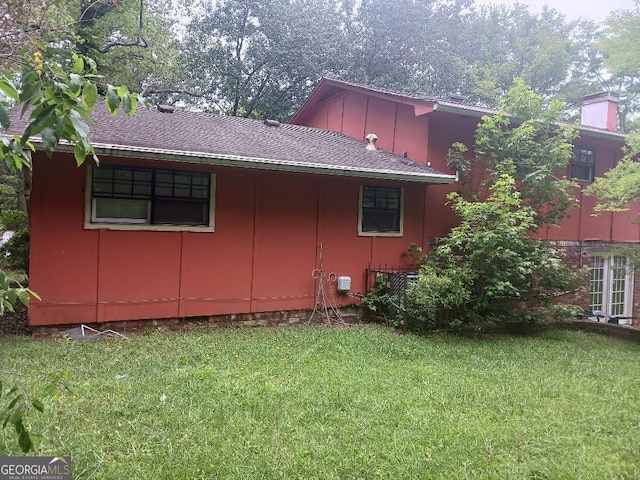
left=581, top=92, right=619, bottom=105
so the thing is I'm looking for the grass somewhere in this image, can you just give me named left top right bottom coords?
left=1, top=325, right=640, bottom=479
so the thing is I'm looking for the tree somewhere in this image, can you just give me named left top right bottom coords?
left=582, top=6, right=640, bottom=213
left=76, top=0, right=186, bottom=102
left=405, top=80, right=583, bottom=328
left=408, top=175, right=581, bottom=327
left=460, top=4, right=578, bottom=107
left=584, top=133, right=640, bottom=212
left=181, top=0, right=351, bottom=120
left=447, top=78, right=578, bottom=229
left=596, top=7, right=640, bottom=132
left=0, top=32, right=144, bottom=457
left=344, top=0, right=472, bottom=96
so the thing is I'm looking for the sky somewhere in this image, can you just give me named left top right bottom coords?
left=473, top=0, right=637, bottom=23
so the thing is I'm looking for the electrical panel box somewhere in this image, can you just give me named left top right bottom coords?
left=337, top=276, right=351, bottom=292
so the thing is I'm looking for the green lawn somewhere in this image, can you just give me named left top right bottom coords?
left=1, top=325, right=639, bottom=479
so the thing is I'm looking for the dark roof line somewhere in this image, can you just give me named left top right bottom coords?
left=6, top=105, right=457, bottom=184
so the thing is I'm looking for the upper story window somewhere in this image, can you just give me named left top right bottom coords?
left=358, top=185, right=403, bottom=236
left=570, top=146, right=595, bottom=182
left=87, top=164, right=214, bottom=231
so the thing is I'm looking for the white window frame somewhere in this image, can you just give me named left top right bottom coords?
left=358, top=185, right=404, bottom=237
left=589, top=254, right=634, bottom=319
left=84, top=164, right=216, bottom=232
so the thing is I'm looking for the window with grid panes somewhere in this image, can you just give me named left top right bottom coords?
left=589, top=255, right=633, bottom=316
left=570, top=146, right=595, bottom=182
left=359, top=186, right=403, bottom=235
left=91, top=164, right=211, bottom=226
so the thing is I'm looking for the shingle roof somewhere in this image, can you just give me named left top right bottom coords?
left=6, top=105, right=456, bottom=184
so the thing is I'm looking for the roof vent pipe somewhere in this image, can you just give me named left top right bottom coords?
left=365, top=133, right=378, bottom=151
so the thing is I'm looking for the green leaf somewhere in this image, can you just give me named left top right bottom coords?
left=0, top=77, right=19, bottom=101
left=82, top=82, right=98, bottom=111
left=116, top=85, right=130, bottom=97
left=74, top=142, right=87, bottom=166
left=19, top=72, right=41, bottom=104
left=23, top=103, right=57, bottom=140
left=69, top=110, right=90, bottom=138
left=18, top=428, right=32, bottom=453
left=41, top=127, right=58, bottom=157
left=122, top=95, right=133, bottom=116
left=17, top=288, right=30, bottom=307
left=69, top=73, right=83, bottom=96
left=105, top=86, right=120, bottom=116
left=72, top=54, right=84, bottom=73
left=0, top=105, right=9, bottom=129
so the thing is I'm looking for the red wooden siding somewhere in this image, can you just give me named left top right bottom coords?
left=28, top=153, right=433, bottom=326
left=294, top=87, right=635, bottom=244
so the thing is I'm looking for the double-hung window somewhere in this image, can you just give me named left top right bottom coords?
left=570, top=146, right=595, bottom=182
left=589, top=255, right=633, bottom=318
left=358, top=185, right=403, bottom=236
left=89, top=164, right=213, bottom=229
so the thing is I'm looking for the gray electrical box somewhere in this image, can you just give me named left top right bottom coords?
left=337, top=276, right=351, bottom=292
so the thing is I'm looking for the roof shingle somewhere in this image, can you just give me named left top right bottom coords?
left=6, top=105, right=456, bottom=184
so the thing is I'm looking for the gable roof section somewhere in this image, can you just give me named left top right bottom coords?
left=6, top=105, right=456, bottom=184
left=291, top=78, right=627, bottom=142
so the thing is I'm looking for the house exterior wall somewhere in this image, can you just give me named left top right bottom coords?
left=295, top=89, right=636, bottom=244
left=294, top=85, right=640, bottom=322
left=28, top=153, right=430, bottom=326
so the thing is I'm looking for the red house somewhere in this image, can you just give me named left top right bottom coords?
left=292, top=79, right=639, bottom=324
left=12, top=78, right=639, bottom=331
left=13, top=106, right=456, bottom=330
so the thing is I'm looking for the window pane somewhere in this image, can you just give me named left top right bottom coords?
left=570, top=147, right=595, bottom=182
left=589, top=256, right=604, bottom=311
left=610, top=256, right=627, bottom=315
left=94, top=198, right=149, bottom=222
left=91, top=165, right=211, bottom=226
left=153, top=200, right=208, bottom=225
left=361, top=186, right=402, bottom=233
left=93, top=165, right=152, bottom=199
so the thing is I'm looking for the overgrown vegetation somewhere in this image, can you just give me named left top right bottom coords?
left=363, top=81, right=584, bottom=331
left=411, top=176, right=583, bottom=327
left=1, top=326, right=639, bottom=478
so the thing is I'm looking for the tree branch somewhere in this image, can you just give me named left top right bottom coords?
left=97, top=0, right=147, bottom=53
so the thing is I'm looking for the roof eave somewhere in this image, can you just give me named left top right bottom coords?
left=434, top=103, right=627, bottom=141
left=45, top=140, right=458, bottom=184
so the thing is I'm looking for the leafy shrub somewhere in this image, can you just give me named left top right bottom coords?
left=408, top=175, right=583, bottom=329
left=0, top=228, right=30, bottom=273
left=0, top=209, right=28, bottom=231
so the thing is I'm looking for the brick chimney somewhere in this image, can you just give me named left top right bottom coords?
left=580, top=92, right=619, bottom=132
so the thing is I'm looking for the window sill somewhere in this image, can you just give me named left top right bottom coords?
left=358, top=231, right=403, bottom=238
left=84, top=222, right=214, bottom=233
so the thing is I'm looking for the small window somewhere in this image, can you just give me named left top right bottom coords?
left=571, top=146, right=595, bottom=182
left=90, top=164, right=212, bottom=227
left=359, top=186, right=403, bottom=236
